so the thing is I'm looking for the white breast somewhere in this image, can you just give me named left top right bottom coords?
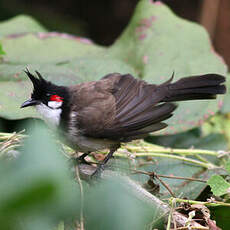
left=36, top=103, right=62, bottom=128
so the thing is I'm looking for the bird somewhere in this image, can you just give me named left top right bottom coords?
left=21, top=69, right=226, bottom=176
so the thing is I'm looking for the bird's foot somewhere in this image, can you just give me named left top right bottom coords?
left=75, top=152, right=90, bottom=165
left=90, top=145, right=120, bottom=180
left=90, top=163, right=105, bottom=180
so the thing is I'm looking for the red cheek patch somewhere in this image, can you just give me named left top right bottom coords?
left=50, top=95, right=63, bottom=102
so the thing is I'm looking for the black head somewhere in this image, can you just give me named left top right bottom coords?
left=21, top=69, right=69, bottom=109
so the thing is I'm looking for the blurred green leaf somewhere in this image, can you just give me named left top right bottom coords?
left=55, top=222, right=64, bottom=230
left=0, top=15, right=46, bottom=38
left=211, top=206, right=230, bottom=230
left=84, top=177, right=165, bottom=230
left=147, top=128, right=227, bottom=151
left=207, top=175, right=230, bottom=196
left=0, top=0, right=227, bottom=134
left=224, top=160, right=230, bottom=174
left=0, top=126, right=170, bottom=229
left=0, top=43, right=5, bottom=55
left=2, top=34, right=103, bottom=64
left=0, top=124, right=80, bottom=230
left=202, top=114, right=230, bottom=145
left=20, top=218, right=54, bottom=230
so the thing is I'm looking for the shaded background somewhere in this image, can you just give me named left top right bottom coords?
left=0, top=0, right=229, bottom=69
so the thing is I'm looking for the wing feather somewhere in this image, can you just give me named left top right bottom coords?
left=74, top=74, right=176, bottom=140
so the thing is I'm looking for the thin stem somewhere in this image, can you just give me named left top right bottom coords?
left=194, top=154, right=210, bottom=163
left=0, top=131, right=26, bottom=156
left=176, top=227, right=209, bottom=230
left=166, top=198, right=176, bottom=230
left=157, top=174, right=207, bottom=183
left=75, top=165, right=84, bottom=230
left=124, top=141, right=224, bottom=157
left=155, top=173, right=176, bottom=197
left=170, top=197, right=230, bottom=207
left=0, top=131, right=26, bottom=138
left=166, top=204, right=173, bottom=230
left=115, top=152, right=217, bottom=169
left=131, top=169, right=207, bottom=183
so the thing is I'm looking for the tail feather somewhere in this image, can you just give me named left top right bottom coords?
left=169, top=74, right=225, bottom=89
left=162, top=74, right=226, bottom=102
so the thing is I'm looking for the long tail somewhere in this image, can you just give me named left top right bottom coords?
left=160, top=73, right=226, bottom=102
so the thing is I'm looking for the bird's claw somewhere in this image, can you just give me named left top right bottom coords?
left=75, top=155, right=90, bottom=165
left=90, top=164, right=105, bottom=180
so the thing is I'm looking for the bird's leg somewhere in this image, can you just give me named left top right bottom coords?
left=91, top=145, right=120, bottom=178
left=76, top=152, right=91, bottom=164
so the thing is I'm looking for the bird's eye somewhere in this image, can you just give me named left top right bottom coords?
left=46, top=93, right=51, bottom=97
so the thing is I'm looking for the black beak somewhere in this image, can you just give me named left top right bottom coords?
left=20, top=99, right=40, bottom=108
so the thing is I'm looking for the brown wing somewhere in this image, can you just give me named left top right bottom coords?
left=68, top=73, right=120, bottom=135
left=69, top=73, right=176, bottom=141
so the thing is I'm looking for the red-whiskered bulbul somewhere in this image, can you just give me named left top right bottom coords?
left=21, top=70, right=226, bottom=175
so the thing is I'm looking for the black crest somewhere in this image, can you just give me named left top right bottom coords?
left=24, top=69, right=69, bottom=102
left=24, top=68, right=45, bottom=85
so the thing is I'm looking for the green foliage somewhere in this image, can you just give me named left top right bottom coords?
left=139, top=129, right=227, bottom=199
left=84, top=177, right=165, bottom=230
left=211, top=206, right=230, bottom=229
left=202, top=114, right=230, bottom=146
left=0, top=15, right=46, bottom=38
left=0, top=125, right=168, bottom=230
left=0, top=43, right=5, bottom=55
left=0, top=0, right=227, bottom=134
left=224, top=160, right=230, bottom=174
left=0, top=125, right=80, bottom=230
left=55, top=222, right=64, bottom=230
left=207, top=175, right=230, bottom=197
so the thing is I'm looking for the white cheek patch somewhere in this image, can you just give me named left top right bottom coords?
left=48, top=101, right=63, bottom=109
left=36, top=103, right=62, bottom=128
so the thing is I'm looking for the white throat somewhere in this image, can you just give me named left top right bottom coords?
left=36, top=103, right=62, bottom=128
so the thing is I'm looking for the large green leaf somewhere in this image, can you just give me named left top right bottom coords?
left=0, top=0, right=227, bottom=134
left=0, top=15, right=46, bottom=38
left=2, top=33, right=103, bottom=64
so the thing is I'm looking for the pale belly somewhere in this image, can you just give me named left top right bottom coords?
left=64, top=132, right=119, bottom=152
left=65, top=111, right=119, bottom=152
